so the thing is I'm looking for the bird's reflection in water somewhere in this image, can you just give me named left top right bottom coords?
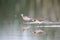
left=21, top=24, right=47, bottom=40
left=22, top=24, right=46, bottom=35
left=22, top=26, right=31, bottom=32
left=32, top=29, right=46, bottom=36
left=22, top=28, right=39, bottom=40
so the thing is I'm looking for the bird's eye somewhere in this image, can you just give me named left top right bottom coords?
left=32, top=20, right=36, bottom=21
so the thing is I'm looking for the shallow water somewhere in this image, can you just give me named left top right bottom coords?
left=0, top=0, right=60, bottom=40
left=0, top=20, right=60, bottom=40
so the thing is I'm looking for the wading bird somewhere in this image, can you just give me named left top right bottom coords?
left=26, top=19, right=43, bottom=24
left=21, top=14, right=34, bottom=22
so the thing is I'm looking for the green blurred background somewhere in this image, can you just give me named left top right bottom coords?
left=0, top=0, right=60, bottom=22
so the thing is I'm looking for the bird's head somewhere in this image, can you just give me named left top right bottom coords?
left=21, top=14, right=23, bottom=17
left=32, top=19, right=36, bottom=22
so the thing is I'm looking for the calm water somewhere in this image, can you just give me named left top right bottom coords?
left=0, top=20, right=60, bottom=40
left=0, top=0, right=60, bottom=40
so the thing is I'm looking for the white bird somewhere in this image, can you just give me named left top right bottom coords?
left=26, top=19, right=43, bottom=24
left=21, top=14, right=33, bottom=22
left=32, top=29, right=46, bottom=35
left=32, top=19, right=53, bottom=24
